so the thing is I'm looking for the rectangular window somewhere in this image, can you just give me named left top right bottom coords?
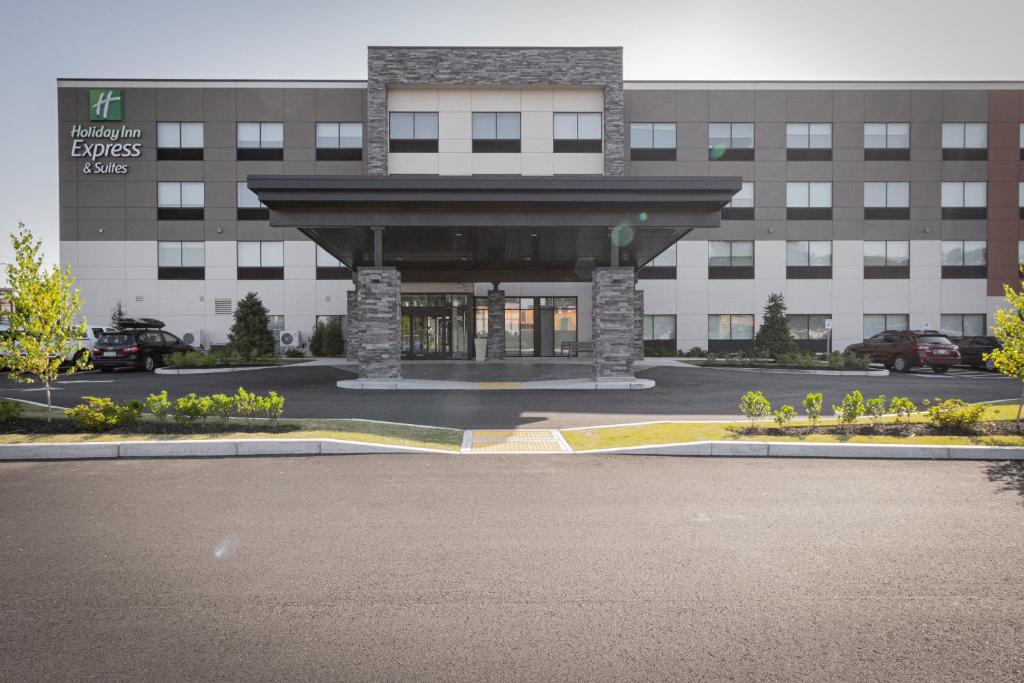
left=708, top=240, right=754, bottom=279
left=157, top=241, right=205, bottom=280
left=786, top=240, right=833, bottom=278
left=237, top=241, right=284, bottom=279
left=708, top=314, right=755, bottom=340
left=1019, top=182, right=1024, bottom=219
left=708, top=122, right=754, bottom=161
left=553, top=112, right=602, bottom=153
left=236, top=122, right=284, bottom=160
left=786, top=181, right=832, bottom=219
left=863, top=122, right=910, bottom=160
left=941, top=240, right=987, bottom=278
left=722, top=182, right=754, bottom=220
left=315, top=122, right=363, bottom=160
left=315, top=245, right=351, bottom=280
left=940, top=314, right=986, bottom=338
left=156, top=181, right=204, bottom=220
left=643, top=314, right=677, bottom=341
left=942, top=123, right=988, bottom=159
left=864, top=240, right=910, bottom=278
left=941, top=181, right=987, bottom=219
left=786, top=123, right=832, bottom=160
left=156, top=122, right=204, bottom=160
left=863, top=314, right=909, bottom=339
left=630, top=122, right=676, bottom=160
left=472, top=112, right=522, bottom=153
left=640, top=242, right=677, bottom=279
left=236, top=181, right=269, bottom=220
left=864, top=181, right=910, bottom=219
left=787, top=314, right=831, bottom=341
left=389, top=112, right=439, bottom=153
left=1020, top=123, right=1024, bottom=160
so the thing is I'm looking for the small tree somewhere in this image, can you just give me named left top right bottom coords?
left=988, top=283, right=1024, bottom=430
left=753, top=292, right=798, bottom=359
left=110, top=299, right=125, bottom=329
left=227, top=292, right=275, bottom=361
left=309, top=319, right=344, bottom=357
left=802, top=392, right=823, bottom=428
left=738, top=390, right=771, bottom=429
left=0, top=224, right=88, bottom=420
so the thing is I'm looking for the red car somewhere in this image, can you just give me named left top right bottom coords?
left=845, top=330, right=961, bottom=373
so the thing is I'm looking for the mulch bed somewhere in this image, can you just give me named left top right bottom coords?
left=0, top=418, right=301, bottom=437
left=739, top=421, right=1022, bottom=438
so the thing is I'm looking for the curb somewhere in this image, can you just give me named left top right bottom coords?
left=573, top=440, right=1024, bottom=460
left=681, top=364, right=889, bottom=377
left=155, top=363, right=311, bottom=375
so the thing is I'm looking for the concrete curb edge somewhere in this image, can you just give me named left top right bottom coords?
left=573, top=440, right=1024, bottom=460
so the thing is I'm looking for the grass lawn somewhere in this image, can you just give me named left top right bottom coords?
left=562, top=403, right=1024, bottom=451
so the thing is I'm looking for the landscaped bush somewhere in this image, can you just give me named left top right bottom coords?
left=802, top=392, right=823, bottom=427
left=67, top=396, right=140, bottom=432
left=842, top=352, right=872, bottom=370
left=924, top=398, right=985, bottom=432
left=865, top=394, right=887, bottom=429
left=208, top=393, right=234, bottom=423
left=231, top=387, right=285, bottom=424
left=227, top=292, right=276, bottom=361
left=833, top=390, right=865, bottom=427
left=0, top=399, right=24, bottom=424
left=753, top=293, right=798, bottom=359
left=165, top=348, right=276, bottom=369
left=309, top=320, right=345, bottom=357
left=775, top=352, right=818, bottom=369
left=683, top=346, right=705, bottom=358
left=283, top=348, right=306, bottom=358
left=739, top=390, right=771, bottom=428
left=773, top=404, right=796, bottom=428
left=146, top=391, right=172, bottom=421
left=888, top=396, right=917, bottom=426
left=172, top=393, right=210, bottom=424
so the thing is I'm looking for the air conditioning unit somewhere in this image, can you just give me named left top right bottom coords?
left=180, top=330, right=205, bottom=349
left=276, top=330, right=302, bottom=351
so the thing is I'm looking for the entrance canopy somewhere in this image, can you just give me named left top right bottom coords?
left=248, top=175, right=741, bottom=282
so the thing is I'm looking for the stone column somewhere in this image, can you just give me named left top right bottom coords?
left=633, top=289, right=645, bottom=361
left=345, top=289, right=359, bottom=362
left=355, top=267, right=401, bottom=380
left=592, top=267, right=636, bottom=380
left=486, top=288, right=505, bottom=360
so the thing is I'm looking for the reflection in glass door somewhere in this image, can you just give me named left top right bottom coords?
left=491, top=296, right=577, bottom=357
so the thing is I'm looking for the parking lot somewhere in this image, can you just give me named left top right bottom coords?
left=0, top=361, right=1017, bottom=429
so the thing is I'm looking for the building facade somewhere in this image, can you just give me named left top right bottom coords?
left=57, top=47, right=1024, bottom=359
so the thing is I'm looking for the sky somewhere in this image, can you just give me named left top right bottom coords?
left=2, top=0, right=1023, bottom=267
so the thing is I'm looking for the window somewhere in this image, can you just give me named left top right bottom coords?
left=1020, top=123, right=1024, bottom=160
left=315, top=245, right=350, bottom=280
left=237, top=122, right=284, bottom=160
left=863, top=314, right=909, bottom=339
left=786, top=241, right=832, bottom=278
left=722, top=182, right=754, bottom=220
left=1019, top=182, right=1024, bottom=219
left=786, top=182, right=832, bottom=219
left=864, top=122, right=909, bottom=160
left=630, top=122, right=676, bottom=161
left=237, top=241, right=284, bottom=279
left=708, top=123, right=754, bottom=160
left=941, top=123, right=987, bottom=160
left=553, top=112, right=602, bottom=153
left=156, top=181, right=203, bottom=220
left=708, top=240, right=754, bottom=279
left=787, top=315, right=831, bottom=341
left=236, top=181, right=268, bottom=220
left=941, top=181, right=987, bottom=219
left=643, top=315, right=676, bottom=341
left=708, top=314, right=755, bottom=340
left=786, top=123, right=832, bottom=160
left=389, top=112, right=439, bottom=153
left=940, top=314, right=986, bottom=338
left=157, top=122, right=203, bottom=160
left=864, top=240, right=909, bottom=278
left=941, top=240, right=987, bottom=278
left=268, top=315, right=285, bottom=333
left=315, top=122, right=363, bottom=160
left=864, top=181, right=910, bottom=219
left=640, top=243, right=677, bottom=279
left=473, top=113, right=521, bottom=153
left=157, top=241, right=204, bottom=280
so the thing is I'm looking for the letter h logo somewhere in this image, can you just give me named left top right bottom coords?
left=89, top=89, right=123, bottom=121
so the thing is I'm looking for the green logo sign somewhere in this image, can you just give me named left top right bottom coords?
left=89, top=89, right=123, bottom=121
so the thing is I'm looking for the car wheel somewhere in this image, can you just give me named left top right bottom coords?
left=142, top=354, right=156, bottom=372
left=932, top=365, right=949, bottom=374
left=99, top=366, right=113, bottom=373
left=891, top=355, right=909, bottom=373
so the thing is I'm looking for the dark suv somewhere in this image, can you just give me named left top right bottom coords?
left=952, top=335, right=1000, bottom=371
left=845, top=330, right=960, bottom=373
left=92, top=319, right=194, bottom=372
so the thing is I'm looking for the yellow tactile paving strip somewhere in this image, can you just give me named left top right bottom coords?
left=475, top=382, right=523, bottom=390
left=463, top=429, right=571, bottom=454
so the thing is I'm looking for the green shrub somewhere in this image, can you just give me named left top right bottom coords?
left=753, top=292, right=798, bottom=359
left=208, top=393, right=234, bottom=423
left=802, top=392, right=823, bottom=427
left=773, top=404, right=797, bottom=428
left=738, top=391, right=771, bottom=428
left=166, top=350, right=216, bottom=368
left=283, top=347, right=305, bottom=359
left=0, top=399, right=24, bottom=424
left=833, top=390, right=865, bottom=427
left=843, top=352, right=872, bottom=370
left=925, top=398, right=985, bottom=432
left=261, top=391, right=285, bottom=422
left=233, top=387, right=260, bottom=422
left=683, top=346, right=705, bottom=358
left=888, top=396, right=917, bottom=426
left=172, top=393, right=210, bottom=424
left=118, top=400, right=143, bottom=427
left=67, top=396, right=122, bottom=432
left=776, top=352, right=818, bottom=369
left=865, top=395, right=887, bottom=429
left=146, top=391, right=172, bottom=421
left=309, top=319, right=345, bottom=357
left=827, top=352, right=845, bottom=370
left=227, top=292, right=276, bottom=362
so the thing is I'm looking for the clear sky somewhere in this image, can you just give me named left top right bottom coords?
left=2, top=0, right=1023, bottom=266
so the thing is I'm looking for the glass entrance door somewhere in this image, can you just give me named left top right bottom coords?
left=404, top=309, right=452, bottom=359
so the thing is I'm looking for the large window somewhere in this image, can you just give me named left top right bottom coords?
left=708, top=314, right=755, bottom=340
left=708, top=122, right=754, bottom=160
left=237, top=122, right=283, bottom=160
left=722, top=182, right=754, bottom=220
left=472, top=112, right=521, bottom=153
left=941, top=123, right=987, bottom=160
left=941, top=240, right=986, bottom=278
left=787, top=314, right=831, bottom=341
left=639, top=242, right=677, bottom=279
left=864, top=122, right=909, bottom=160
left=786, top=182, right=832, bottom=219
left=236, top=181, right=268, bottom=220
left=157, top=241, right=204, bottom=280
left=481, top=296, right=577, bottom=357
left=940, top=314, right=986, bottom=338
left=863, top=314, right=909, bottom=339
left=941, top=181, right=987, bottom=219
left=157, top=181, right=204, bottom=220
left=316, top=122, right=363, bottom=160
left=237, top=241, right=284, bottom=279
left=709, top=240, right=754, bottom=279
left=786, top=123, right=832, bottom=160
left=630, top=122, right=676, bottom=160
left=643, top=315, right=677, bottom=340
left=864, top=240, right=910, bottom=278
left=389, top=112, right=439, bottom=153
left=553, top=112, right=602, bottom=153
left=157, top=122, right=203, bottom=160
left=315, top=245, right=350, bottom=280
left=1020, top=182, right=1024, bottom=219
left=864, top=181, right=910, bottom=219
left=786, top=240, right=832, bottom=278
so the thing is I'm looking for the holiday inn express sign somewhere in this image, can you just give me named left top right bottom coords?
left=71, top=89, right=142, bottom=174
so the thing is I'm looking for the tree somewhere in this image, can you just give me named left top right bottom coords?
left=988, top=283, right=1024, bottom=430
left=0, top=223, right=89, bottom=420
left=227, top=292, right=275, bottom=361
left=110, top=299, right=125, bottom=329
left=753, top=292, right=798, bottom=359
left=309, top=319, right=344, bottom=357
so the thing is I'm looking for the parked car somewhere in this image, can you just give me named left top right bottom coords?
left=91, top=319, right=194, bottom=372
left=0, top=324, right=106, bottom=370
left=845, top=330, right=961, bottom=373
left=952, top=335, right=1000, bottom=371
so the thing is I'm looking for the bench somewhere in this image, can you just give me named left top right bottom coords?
left=561, top=341, right=595, bottom=357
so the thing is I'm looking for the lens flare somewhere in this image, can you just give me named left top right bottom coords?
left=214, top=532, right=240, bottom=560
left=611, top=224, right=634, bottom=247
left=709, top=145, right=726, bottom=160
left=638, top=211, right=648, bottom=223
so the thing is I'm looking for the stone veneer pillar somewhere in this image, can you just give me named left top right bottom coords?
left=592, top=267, right=636, bottom=380
left=486, top=289, right=505, bottom=360
left=345, top=289, right=359, bottom=362
left=355, top=267, right=401, bottom=380
left=633, top=289, right=645, bottom=361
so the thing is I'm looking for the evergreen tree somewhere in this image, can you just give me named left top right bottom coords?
left=309, top=319, right=344, bottom=356
left=753, top=292, right=798, bottom=359
left=227, top=292, right=275, bottom=361
left=110, top=299, right=125, bottom=328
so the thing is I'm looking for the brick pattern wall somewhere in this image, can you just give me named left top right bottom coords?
left=486, top=289, right=506, bottom=360
left=355, top=267, right=401, bottom=379
left=592, top=267, right=636, bottom=378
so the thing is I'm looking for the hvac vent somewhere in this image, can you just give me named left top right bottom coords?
left=214, top=298, right=232, bottom=315
left=135, top=295, right=144, bottom=302
left=325, top=295, right=331, bottom=303
left=199, top=296, right=205, bottom=302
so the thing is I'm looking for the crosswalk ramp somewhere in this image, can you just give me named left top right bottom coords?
left=461, top=429, right=572, bottom=454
